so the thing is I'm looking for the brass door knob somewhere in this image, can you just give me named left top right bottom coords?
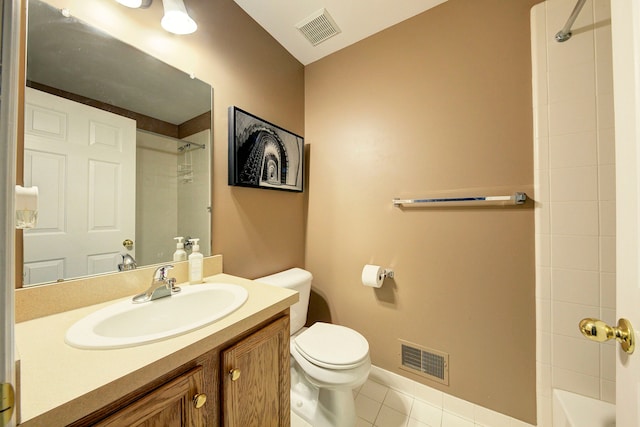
left=0, top=383, right=15, bottom=427
left=122, top=239, right=134, bottom=250
left=229, top=368, right=241, bottom=381
left=193, top=393, right=207, bottom=409
left=579, top=317, right=635, bottom=354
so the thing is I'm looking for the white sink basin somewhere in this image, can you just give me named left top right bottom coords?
left=65, top=283, right=249, bottom=349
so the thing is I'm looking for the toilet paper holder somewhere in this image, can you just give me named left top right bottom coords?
left=381, top=269, right=394, bottom=279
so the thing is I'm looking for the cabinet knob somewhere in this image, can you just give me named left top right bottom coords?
left=193, top=393, right=207, bottom=409
left=229, top=368, right=241, bottom=381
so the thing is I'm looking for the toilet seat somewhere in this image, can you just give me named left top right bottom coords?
left=294, top=322, right=369, bottom=370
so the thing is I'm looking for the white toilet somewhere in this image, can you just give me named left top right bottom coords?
left=258, top=268, right=371, bottom=427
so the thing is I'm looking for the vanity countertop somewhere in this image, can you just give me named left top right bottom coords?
left=15, top=273, right=297, bottom=426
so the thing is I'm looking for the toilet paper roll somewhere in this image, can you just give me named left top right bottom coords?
left=15, top=185, right=38, bottom=210
left=362, top=264, right=384, bottom=288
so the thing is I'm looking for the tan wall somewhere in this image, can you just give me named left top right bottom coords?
left=304, top=0, right=538, bottom=422
left=32, top=0, right=306, bottom=279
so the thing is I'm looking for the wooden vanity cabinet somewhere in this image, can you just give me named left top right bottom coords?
left=93, top=366, right=207, bottom=427
left=67, top=314, right=289, bottom=427
left=221, top=315, right=290, bottom=427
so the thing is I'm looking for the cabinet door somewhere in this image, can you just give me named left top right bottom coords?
left=222, top=316, right=290, bottom=427
left=94, top=366, right=207, bottom=427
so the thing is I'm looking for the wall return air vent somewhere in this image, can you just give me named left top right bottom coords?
left=296, top=8, right=341, bottom=46
left=399, top=340, right=449, bottom=385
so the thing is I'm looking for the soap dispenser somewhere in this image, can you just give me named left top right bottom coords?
left=173, top=237, right=187, bottom=261
left=188, top=238, right=203, bottom=284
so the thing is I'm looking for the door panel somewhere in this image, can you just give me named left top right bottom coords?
left=612, top=1, right=640, bottom=425
left=1, top=0, right=22, bottom=424
left=23, top=87, right=136, bottom=285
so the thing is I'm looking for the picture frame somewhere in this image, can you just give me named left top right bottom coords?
left=228, top=106, right=304, bottom=192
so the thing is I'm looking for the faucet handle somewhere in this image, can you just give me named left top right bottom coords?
left=168, top=277, right=181, bottom=294
left=153, top=265, right=174, bottom=281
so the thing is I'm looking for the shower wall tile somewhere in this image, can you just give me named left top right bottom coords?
left=533, top=107, right=549, bottom=140
left=600, top=307, right=616, bottom=327
left=536, top=393, right=553, bottom=427
left=595, top=37, right=614, bottom=95
left=552, top=301, right=599, bottom=338
left=597, top=127, right=615, bottom=164
left=548, top=63, right=595, bottom=104
left=546, top=0, right=595, bottom=70
left=536, top=266, right=552, bottom=299
left=596, top=92, right=615, bottom=129
left=530, top=4, right=548, bottom=107
left=535, top=202, right=550, bottom=234
left=534, top=134, right=549, bottom=170
left=537, top=361, right=552, bottom=396
left=600, top=272, right=616, bottom=309
left=599, top=236, right=616, bottom=273
left=601, top=379, right=615, bottom=404
left=545, top=0, right=593, bottom=30
left=549, top=131, right=597, bottom=168
left=550, top=201, right=599, bottom=235
left=538, top=331, right=552, bottom=364
left=598, top=164, right=616, bottom=200
left=534, top=0, right=615, bottom=417
left=534, top=170, right=550, bottom=202
left=552, top=267, right=600, bottom=306
left=599, top=201, right=616, bottom=236
left=600, top=343, right=616, bottom=381
left=548, top=98, right=597, bottom=136
left=536, top=233, right=551, bottom=268
left=552, top=335, right=600, bottom=375
left=538, top=298, right=551, bottom=333
left=552, top=367, right=600, bottom=399
left=593, top=0, right=611, bottom=20
left=551, top=234, right=599, bottom=270
left=549, top=166, right=598, bottom=201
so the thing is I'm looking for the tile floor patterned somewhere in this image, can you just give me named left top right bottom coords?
left=291, top=370, right=537, bottom=427
left=352, top=377, right=535, bottom=427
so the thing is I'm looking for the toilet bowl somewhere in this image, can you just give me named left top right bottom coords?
left=258, top=268, right=371, bottom=427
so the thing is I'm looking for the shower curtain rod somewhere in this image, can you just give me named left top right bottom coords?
left=137, top=128, right=206, bottom=151
left=555, top=0, right=587, bottom=42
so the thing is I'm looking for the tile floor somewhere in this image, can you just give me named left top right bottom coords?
left=291, top=368, right=536, bottom=427
left=353, top=379, right=481, bottom=427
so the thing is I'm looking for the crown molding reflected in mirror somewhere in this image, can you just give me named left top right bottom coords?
left=19, top=0, right=213, bottom=288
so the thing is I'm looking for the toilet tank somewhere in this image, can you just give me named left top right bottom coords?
left=257, top=268, right=312, bottom=335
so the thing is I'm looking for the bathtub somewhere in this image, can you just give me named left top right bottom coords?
left=553, top=389, right=615, bottom=427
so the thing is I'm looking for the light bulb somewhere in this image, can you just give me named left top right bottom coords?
left=161, top=0, right=197, bottom=35
left=116, top=0, right=143, bottom=7
left=115, top=0, right=152, bottom=8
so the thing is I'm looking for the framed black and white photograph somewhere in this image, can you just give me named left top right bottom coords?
left=228, top=106, right=304, bottom=192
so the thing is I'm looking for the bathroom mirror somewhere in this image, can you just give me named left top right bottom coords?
left=21, top=0, right=213, bottom=287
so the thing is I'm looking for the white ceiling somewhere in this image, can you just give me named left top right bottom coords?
left=232, top=0, right=448, bottom=65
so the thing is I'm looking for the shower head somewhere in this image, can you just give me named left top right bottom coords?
left=555, top=30, right=572, bottom=43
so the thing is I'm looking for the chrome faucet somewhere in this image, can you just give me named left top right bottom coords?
left=132, top=265, right=180, bottom=303
left=118, top=253, right=137, bottom=271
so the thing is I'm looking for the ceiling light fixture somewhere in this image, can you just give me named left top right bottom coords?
left=116, top=0, right=152, bottom=8
left=161, top=0, right=197, bottom=35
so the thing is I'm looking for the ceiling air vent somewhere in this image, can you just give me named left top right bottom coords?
left=296, top=8, right=341, bottom=46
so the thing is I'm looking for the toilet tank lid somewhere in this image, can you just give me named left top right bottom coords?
left=256, top=267, right=312, bottom=287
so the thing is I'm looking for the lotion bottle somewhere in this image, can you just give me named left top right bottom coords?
left=173, top=237, right=187, bottom=261
left=188, top=238, right=203, bottom=284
